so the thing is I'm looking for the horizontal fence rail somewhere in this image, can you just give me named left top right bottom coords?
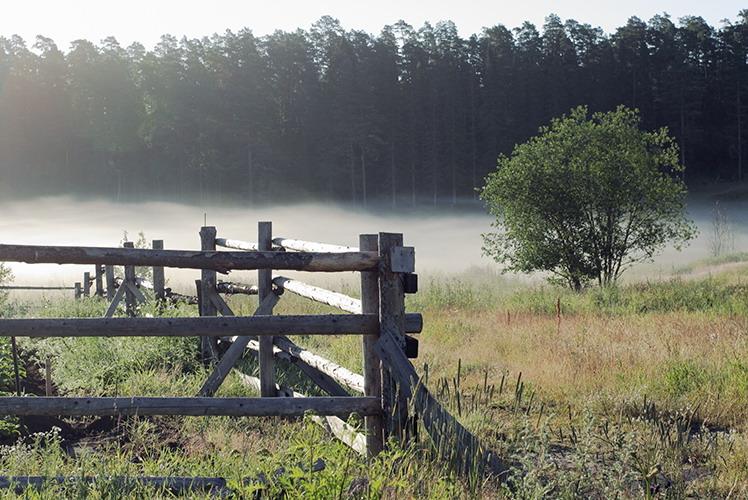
left=215, top=238, right=260, bottom=251
left=0, top=286, right=76, bottom=291
left=0, top=315, right=381, bottom=338
left=272, top=275, right=423, bottom=333
left=0, top=244, right=379, bottom=272
left=273, top=336, right=365, bottom=394
left=273, top=275, right=360, bottom=313
left=0, top=396, right=380, bottom=417
left=272, top=238, right=358, bottom=253
left=216, top=281, right=258, bottom=295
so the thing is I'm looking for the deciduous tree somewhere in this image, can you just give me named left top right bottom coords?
left=480, top=106, right=696, bottom=290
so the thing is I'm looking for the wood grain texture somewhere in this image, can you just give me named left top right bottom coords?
left=0, top=396, right=380, bottom=417
left=0, top=244, right=379, bottom=272
left=0, top=315, right=379, bottom=337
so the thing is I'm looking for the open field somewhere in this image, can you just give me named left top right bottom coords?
left=1, top=255, right=748, bottom=497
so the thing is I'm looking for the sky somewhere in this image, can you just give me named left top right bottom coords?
left=0, top=0, right=745, bottom=51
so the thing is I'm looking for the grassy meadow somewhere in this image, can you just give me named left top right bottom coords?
left=0, top=255, right=748, bottom=498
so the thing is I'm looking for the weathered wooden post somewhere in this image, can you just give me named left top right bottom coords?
left=258, top=221, right=276, bottom=397
left=95, top=265, right=104, bottom=297
left=123, top=242, right=136, bottom=316
left=199, top=227, right=219, bottom=364
left=74, top=282, right=82, bottom=299
left=105, top=265, right=115, bottom=300
left=83, top=272, right=91, bottom=297
left=152, top=239, right=165, bottom=302
left=361, top=234, right=384, bottom=456
left=378, top=233, right=412, bottom=441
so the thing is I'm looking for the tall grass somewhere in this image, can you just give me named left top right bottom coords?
left=2, top=260, right=748, bottom=497
left=409, top=265, right=748, bottom=317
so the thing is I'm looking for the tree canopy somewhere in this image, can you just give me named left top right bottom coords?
left=480, top=106, right=697, bottom=290
left=0, top=12, right=747, bottom=205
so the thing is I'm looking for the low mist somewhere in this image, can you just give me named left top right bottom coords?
left=0, top=197, right=496, bottom=293
left=0, top=192, right=746, bottom=295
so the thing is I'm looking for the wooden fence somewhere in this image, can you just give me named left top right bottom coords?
left=0, top=222, right=506, bottom=480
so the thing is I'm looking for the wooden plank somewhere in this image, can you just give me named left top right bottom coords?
left=104, top=286, right=126, bottom=318
left=273, top=276, right=360, bottom=313
left=361, top=234, right=384, bottom=457
left=0, top=286, right=75, bottom=291
left=0, top=244, right=379, bottom=272
left=272, top=238, right=358, bottom=253
left=83, top=272, right=91, bottom=297
left=391, top=246, right=416, bottom=273
left=197, top=293, right=279, bottom=397
left=273, top=336, right=364, bottom=394
left=0, top=396, right=380, bottom=417
left=0, top=314, right=379, bottom=338
left=374, top=330, right=508, bottom=478
left=152, top=240, right=165, bottom=301
left=258, top=221, right=275, bottom=398
left=404, top=313, right=423, bottom=334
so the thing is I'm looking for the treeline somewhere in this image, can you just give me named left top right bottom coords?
left=0, top=12, right=747, bottom=207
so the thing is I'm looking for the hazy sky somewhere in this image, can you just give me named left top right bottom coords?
left=1, top=0, right=745, bottom=50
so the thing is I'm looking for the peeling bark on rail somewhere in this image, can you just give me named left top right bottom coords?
left=272, top=238, right=359, bottom=253
left=0, top=244, right=379, bottom=272
left=273, top=336, right=365, bottom=394
left=272, top=276, right=423, bottom=333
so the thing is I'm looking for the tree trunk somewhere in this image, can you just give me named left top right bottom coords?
left=738, top=78, right=743, bottom=181
left=350, top=143, right=357, bottom=206
left=247, top=135, right=254, bottom=206
left=360, top=146, right=367, bottom=211
left=390, top=142, right=396, bottom=209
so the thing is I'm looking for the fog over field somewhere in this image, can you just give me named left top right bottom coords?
left=0, top=193, right=746, bottom=294
left=0, top=197, right=495, bottom=293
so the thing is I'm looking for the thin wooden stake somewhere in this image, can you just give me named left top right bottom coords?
left=152, top=240, right=165, bottom=302
left=10, top=337, right=20, bottom=396
left=94, top=265, right=104, bottom=297
left=105, top=265, right=115, bottom=300
left=123, top=242, right=136, bottom=316
left=45, top=356, right=52, bottom=396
